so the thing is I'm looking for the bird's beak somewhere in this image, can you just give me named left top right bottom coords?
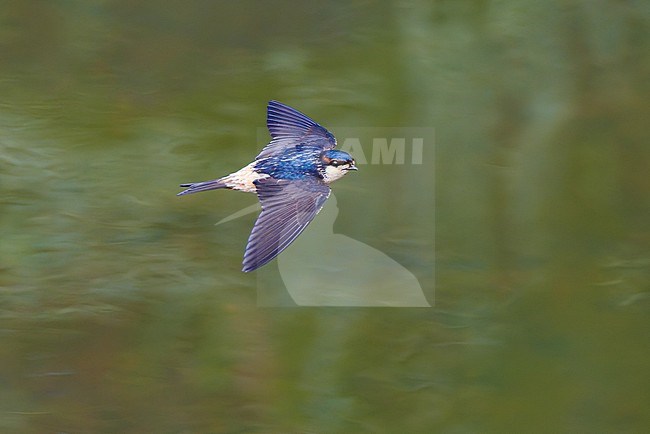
left=346, top=164, right=358, bottom=171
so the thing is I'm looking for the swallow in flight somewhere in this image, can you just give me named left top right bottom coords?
left=178, top=101, right=357, bottom=272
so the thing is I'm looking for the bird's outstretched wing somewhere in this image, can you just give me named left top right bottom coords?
left=242, top=177, right=331, bottom=272
left=255, top=100, right=337, bottom=159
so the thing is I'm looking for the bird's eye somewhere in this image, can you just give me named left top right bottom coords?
left=330, top=160, right=340, bottom=167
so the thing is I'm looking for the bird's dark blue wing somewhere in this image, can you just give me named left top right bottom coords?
left=242, top=177, right=331, bottom=272
left=256, top=100, right=337, bottom=159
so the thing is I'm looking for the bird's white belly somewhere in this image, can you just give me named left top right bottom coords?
left=222, top=162, right=269, bottom=192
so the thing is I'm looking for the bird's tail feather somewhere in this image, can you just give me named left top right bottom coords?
left=177, top=178, right=228, bottom=196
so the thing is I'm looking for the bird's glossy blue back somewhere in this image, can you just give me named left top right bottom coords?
left=255, top=145, right=322, bottom=180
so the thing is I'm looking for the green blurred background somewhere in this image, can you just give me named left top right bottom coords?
left=1, top=1, right=648, bottom=432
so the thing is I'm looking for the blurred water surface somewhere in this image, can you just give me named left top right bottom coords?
left=1, top=1, right=648, bottom=432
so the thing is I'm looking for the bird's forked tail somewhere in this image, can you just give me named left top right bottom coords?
left=177, top=178, right=228, bottom=196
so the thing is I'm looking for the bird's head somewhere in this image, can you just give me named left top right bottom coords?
left=319, top=150, right=357, bottom=183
